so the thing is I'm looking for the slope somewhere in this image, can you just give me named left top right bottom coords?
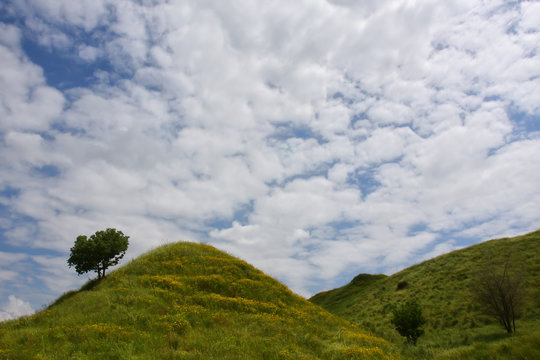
left=310, top=230, right=540, bottom=359
left=0, top=242, right=398, bottom=360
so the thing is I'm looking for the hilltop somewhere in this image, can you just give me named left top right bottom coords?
left=310, top=230, right=540, bottom=359
left=0, top=242, right=398, bottom=359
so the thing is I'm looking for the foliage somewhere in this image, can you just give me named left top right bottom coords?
left=0, top=242, right=399, bottom=359
left=311, top=229, right=540, bottom=359
left=471, top=255, right=524, bottom=333
left=396, top=281, right=408, bottom=290
left=390, top=299, right=426, bottom=345
left=68, top=228, right=129, bottom=279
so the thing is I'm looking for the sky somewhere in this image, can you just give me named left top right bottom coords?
left=1, top=0, right=539, bottom=320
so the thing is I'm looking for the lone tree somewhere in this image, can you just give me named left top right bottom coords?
left=472, top=255, right=524, bottom=334
left=391, top=299, right=426, bottom=345
left=68, top=228, right=129, bottom=279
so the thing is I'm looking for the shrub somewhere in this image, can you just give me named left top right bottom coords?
left=396, top=281, right=408, bottom=290
left=390, top=299, right=426, bottom=345
left=471, top=255, right=524, bottom=333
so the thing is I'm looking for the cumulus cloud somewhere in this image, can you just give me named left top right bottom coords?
left=0, top=25, right=64, bottom=132
left=0, top=296, right=33, bottom=322
left=0, top=0, right=539, bottom=305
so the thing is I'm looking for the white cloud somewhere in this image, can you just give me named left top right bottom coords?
left=78, top=45, right=101, bottom=62
left=0, top=27, right=64, bottom=132
left=520, top=2, right=540, bottom=33
left=1, top=0, right=540, bottom=305
left=0, top=22, right=22, bottom=50
left=8, top=0, right=110, bottom=31
left=355, top=126, right=417, bottom=166
left=0, top=252, right=27, bottom=267
left=0, top=296, right=33, bottom=322
left=0, top=270, right=19, bottom=283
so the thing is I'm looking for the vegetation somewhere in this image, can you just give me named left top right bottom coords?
left=3, top=229, right=538, bottom=359
left=68, top=228, right=129, bottom=279
left=390, top=299, right=426, bottom=345
left=471, top=254, right=524, bottom=334
left=0, top=242, right=399, bottom=359
left=311, top=230, right=540, bottom=359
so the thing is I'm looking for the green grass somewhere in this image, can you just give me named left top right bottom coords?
left=310, top=230, right=540, bottom=359
left=0, top=242, right=399, bottom=359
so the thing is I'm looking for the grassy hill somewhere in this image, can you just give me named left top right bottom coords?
left=310, top=230, right=540, bottom=359
left=0, top=242, right=399, bottom=360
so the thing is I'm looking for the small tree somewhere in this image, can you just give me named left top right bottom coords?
left=68, top=228, right=129, bottom=279
left=472, top=256, right=523, bottom=334
left=391, top=299, right=426, bottom=345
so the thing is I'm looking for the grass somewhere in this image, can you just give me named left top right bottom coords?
left=310, top=230, right=540, bottom=359
left=0, top=242, right=400, bottom=359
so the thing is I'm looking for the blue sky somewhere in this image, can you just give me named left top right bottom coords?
left=1, top=0, right=540, bottom=320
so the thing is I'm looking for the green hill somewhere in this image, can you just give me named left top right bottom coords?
left=0, top=242, right=398, bottom=360
left=310, top=230, right=540, bottom=359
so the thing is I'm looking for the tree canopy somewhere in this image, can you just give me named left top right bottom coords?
left=68, top=228, right=129, bottom=279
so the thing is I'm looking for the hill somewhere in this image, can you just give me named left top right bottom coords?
left=310, top=230, right=540, bottom=359
left=0, top=242, right=398, bottom=359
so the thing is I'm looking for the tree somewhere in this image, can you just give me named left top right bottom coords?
left=390, top=299, right=426, bottom=345
left=471, top=256, right=523, bottom=334
left=68, top=228, right=129, bottom=279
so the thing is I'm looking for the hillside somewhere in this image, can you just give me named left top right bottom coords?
left=310, top=230, right=540, bottom=359
left=0, top=242, right=398, bottom=359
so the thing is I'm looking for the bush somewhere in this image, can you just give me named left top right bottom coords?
left=397, top=281, right=408, bottom=290
left=390, top=299, right=426, bottom=345
left=471, top=255, right=524, bottom=333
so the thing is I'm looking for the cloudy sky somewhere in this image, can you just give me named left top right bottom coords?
left=1, top=0, right=539, bottom=320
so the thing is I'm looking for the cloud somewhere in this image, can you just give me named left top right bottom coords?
left=0, top=270, right=19, bottom=283
left=5, top=0, right=110, bottom=33
left=0, top=25, right=65, bottom=132
left=78, top=45, right=102, bottom=62
left=521, top=2, right=540, bottom=33
left=0, top=296, right=33, bottom=322
left=1, top=0, right=539, bottom=305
